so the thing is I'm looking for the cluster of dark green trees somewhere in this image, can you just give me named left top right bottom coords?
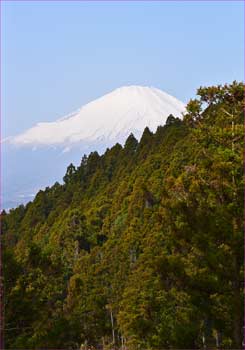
left=1, top=82, right=244, bottom=349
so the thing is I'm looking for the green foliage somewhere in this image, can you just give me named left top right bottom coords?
left=2, top=81, right=244, bottom=349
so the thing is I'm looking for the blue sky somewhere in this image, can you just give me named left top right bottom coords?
left=2, top=1, right=244, bottom=137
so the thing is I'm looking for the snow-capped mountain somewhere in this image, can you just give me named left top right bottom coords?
left=10, top=86, right=185, bottom=148
left=3, top=86, right=185, bottom=209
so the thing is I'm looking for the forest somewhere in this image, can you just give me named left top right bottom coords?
left=1, top=81, right=244, bottom=349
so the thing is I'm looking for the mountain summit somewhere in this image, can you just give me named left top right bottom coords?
left=4, top=86, right=185, bottom=209
left=11, top=86, right=185, bottom=148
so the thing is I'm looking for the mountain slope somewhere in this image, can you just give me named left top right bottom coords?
left=10, top=86, right=185, bottom=147
left=2, top=82, right=244, bottom=350
left=4, top=86, right=185, bottom=209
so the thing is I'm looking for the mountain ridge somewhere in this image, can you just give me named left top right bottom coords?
left=9, top=85, right=185, bottom=147
left=3, top=85, right=185, bottom=208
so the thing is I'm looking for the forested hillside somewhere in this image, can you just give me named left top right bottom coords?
left=1, top=82, right=244, bottom=349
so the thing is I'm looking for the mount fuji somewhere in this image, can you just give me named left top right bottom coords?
left=3, top=86, right=186, bottom=209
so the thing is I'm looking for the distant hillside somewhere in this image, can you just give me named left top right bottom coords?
left=2, top=82, right=244, bottom=349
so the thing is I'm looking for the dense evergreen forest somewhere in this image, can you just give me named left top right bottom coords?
left=1, top=82, right=244, bottom=349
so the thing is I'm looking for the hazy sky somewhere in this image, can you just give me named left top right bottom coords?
left=2, top=1, right=244, bottom=138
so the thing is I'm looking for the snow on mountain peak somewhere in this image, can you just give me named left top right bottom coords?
left=11, top=86, right=186, bottom=147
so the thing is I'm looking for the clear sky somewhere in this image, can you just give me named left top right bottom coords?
left=2, top=0, right=244, bottom=138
